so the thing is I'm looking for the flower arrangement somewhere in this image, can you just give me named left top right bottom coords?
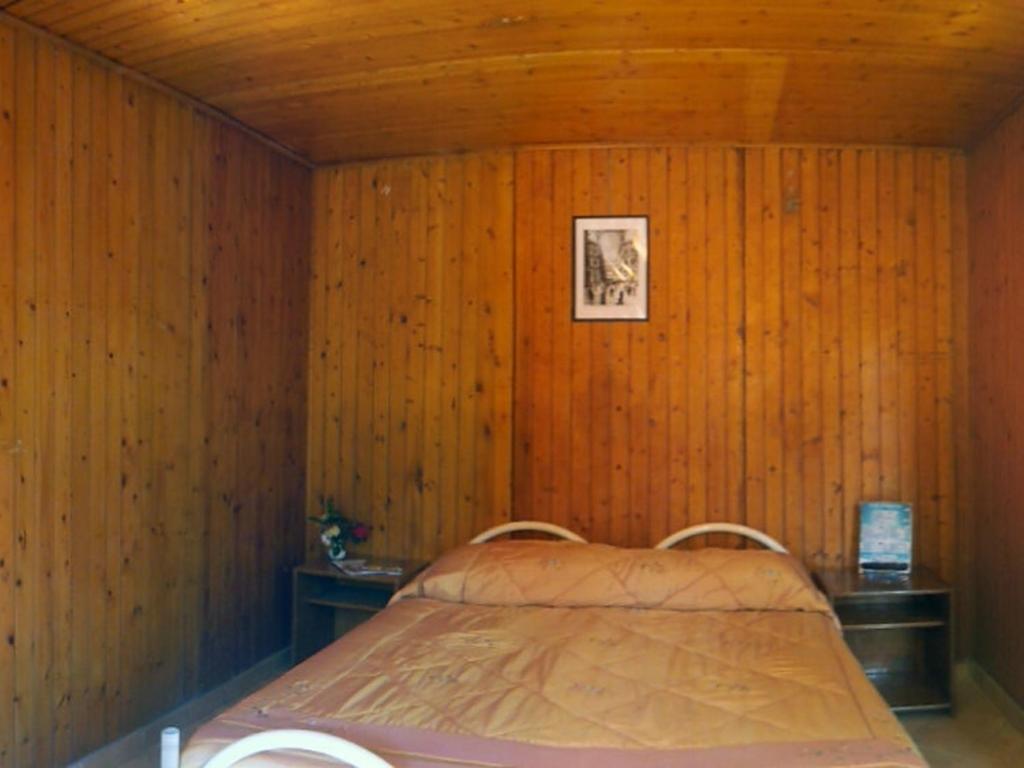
left=308, top=497, right=370, bottom=562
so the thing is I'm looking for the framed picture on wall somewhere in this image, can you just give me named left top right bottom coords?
left=573, top=215, right=649, bottom=321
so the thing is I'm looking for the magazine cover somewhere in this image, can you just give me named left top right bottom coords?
left=858, top=501, right=913, bottom=573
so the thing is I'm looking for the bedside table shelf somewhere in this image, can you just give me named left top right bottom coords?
left=816, top=567, right=952, bottom=714
left=869, top=669, right=950, bottom=713
left=835, top=600, right=946, bottom=631
left=291, top=558, right=427, bottom=665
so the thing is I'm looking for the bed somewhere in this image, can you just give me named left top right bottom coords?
left=178, top=524, right=925, bottom=767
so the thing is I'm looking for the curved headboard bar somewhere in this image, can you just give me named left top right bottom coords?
left=200, top=729, right=394, bottom=768
left=469, top=521, right=587, bottom=544
left=654, top=523, right=788, bottom=553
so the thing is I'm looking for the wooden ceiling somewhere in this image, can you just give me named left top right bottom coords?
left=3, top=1, right=1024, bottom=164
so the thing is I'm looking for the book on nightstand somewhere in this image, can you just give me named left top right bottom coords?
left=858, top=501, right=913, bottom=573
left=331, top=559, right=405, bottom=578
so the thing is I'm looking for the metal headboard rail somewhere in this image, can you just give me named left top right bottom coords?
left=654, top=523, right=788, bottom=553
left=469, top=521, right=587, bottom=544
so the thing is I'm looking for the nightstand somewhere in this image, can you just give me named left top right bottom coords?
left=816, top=567, right=952, bottom=713
left=291, top=558, right=427, bottom=664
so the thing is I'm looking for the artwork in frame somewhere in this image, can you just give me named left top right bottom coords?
left=573, top=215, right=649, bottom=321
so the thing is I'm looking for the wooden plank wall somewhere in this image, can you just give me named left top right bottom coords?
left=310, top=146, right=967, bottom=593
left=0, top=19, right=310, bottom=767
left=514, top=147, right=967, bottom=580
left=306, top=155, right=514, bottom=561
left=967, top=99, right=1024, bottom=707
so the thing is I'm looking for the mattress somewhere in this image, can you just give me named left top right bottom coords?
left=182, top=541, right=924, bottom=767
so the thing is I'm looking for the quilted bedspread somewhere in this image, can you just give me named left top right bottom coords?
left=181, top=541, right=924, bottom=767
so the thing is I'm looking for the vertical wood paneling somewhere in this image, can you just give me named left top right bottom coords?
left=456, top=156, right=481, bottom=547
left=420, top=160, right=444, bottom=559
left=647, top=149, right=670, bottom=545
left=781, top=148, right=803, bottom=554
left=568, top=151, right=593, bottom=538
left=628, top=148, right=650, bottom=546
left=551, top=152, right=573, bottom=537
left=369, top=162, right=391, bottom=552
left=820, top=149, right=844, bottom=564
left=352, top=162, right=376, bottom=549
left=762, top=148, right=785, bottom=549
left=895, top=151, right=920, bottom=560
left=723, top=151, right=744, bottom=542
left=67, top=50, right=92, bottom=755
left=514, top=146, right=964, bottom=575
left=858, top=151, right=881, bottom=508
left=12, top=27, right=38, bottom=765
left=306, top=154, right=514, bottom=561
left=0, top=24, right=15, bottom=764
left=487, top=153, right=515, bottom=532
left=837, top=149, right=861, bottom=565
left=529, top=151, right=553, bottom=527
left=50, top=44, right=73, bottom=763
left=932, top=154, right=955, bottom=583
left=396, top=161, right=417, bottom=547
left=877, top=151, right=899, bottom=502
left=0, top=18, right=310, bottom=766
left=799, top=149, right=824, bottom=564
left=338, top=166, right=361, bottom=548
left=589, top=150, right=613, bottom=544
left=968, top=98, right=1024, bottom=706
left=914, top=151, right=938, bottom=578
left=231, top=125, right=254, bottom=672
left=687, top=149, right=710, bottom=535
left=184, top=107, right=209, bottom=700
left=608, top=150, right=631, bottom=547
left=949, top=154, right=972, bottom=662
left=440, top=158, right=464, bottom=552
left=103, top=65, right=124, bottom=737
left=304, top=166, right=327, bottom=562
left=307, top=144, right=967, bottom=659
left=34, top=38, right=57, bottom=764
left=743, top=148, right=766, bottom=541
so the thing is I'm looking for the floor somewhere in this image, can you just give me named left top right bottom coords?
left=89, top=705, right=233, bottom=768
left=110, top=668, right=1024, bottom=767
left=900, top=673, right=1024, bottom=767
left=69, top=652, right=291, bottom=768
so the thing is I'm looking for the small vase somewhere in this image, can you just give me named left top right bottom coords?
left=327, top=545, right=347, bottom=563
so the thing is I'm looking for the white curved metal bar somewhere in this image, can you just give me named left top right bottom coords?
left=201, top=729, right=394, bottom=768
left=469, top=521, right=587, bottom=544
left=654, top=523, right=788, bottom=553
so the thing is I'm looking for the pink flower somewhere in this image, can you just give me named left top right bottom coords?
left=352, top=524, right=370, bottom=542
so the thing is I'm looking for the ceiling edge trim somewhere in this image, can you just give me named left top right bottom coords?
left=313, top=139, right=965, bottom=170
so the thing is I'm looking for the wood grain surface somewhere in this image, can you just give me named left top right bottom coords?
left=0, top=18, right=310, bottom=766
left=2, top=1, right=1022, bottom=161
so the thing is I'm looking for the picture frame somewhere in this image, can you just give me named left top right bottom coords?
left=573, top=215, right=649, bottom=321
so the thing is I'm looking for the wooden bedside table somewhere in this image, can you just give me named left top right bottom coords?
left=291, top=557, right=427, bottom=664
left=816, top=567, right=952, bottom=713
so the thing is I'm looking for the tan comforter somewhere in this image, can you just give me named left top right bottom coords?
left=182, top=542, right=924, bottom=767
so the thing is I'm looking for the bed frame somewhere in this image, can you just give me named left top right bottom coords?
left=170, top=521, right=787, bottom=767
left=161, top=727, right=393, bottom=768
left=468, top=521, right=785, bottom=551
left=468, top=520, right=587, bottom=544
left=655, top=522, right=788, bottom=553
